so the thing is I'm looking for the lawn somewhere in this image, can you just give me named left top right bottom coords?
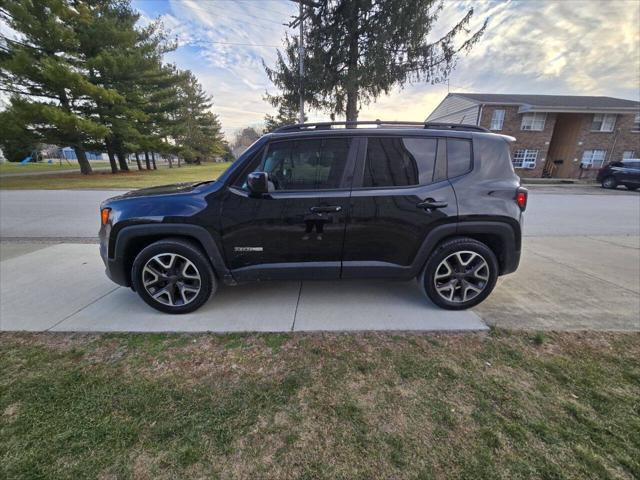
left=0, top=160, right=111, bottom=175
left=1, top=330, right=638, bottom=479
left=0, top=163, right=232, bottom=189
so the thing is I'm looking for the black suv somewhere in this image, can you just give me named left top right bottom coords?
left=597, top=159, right=640, bottom=190
left=99, top=121, right=526, bottom=314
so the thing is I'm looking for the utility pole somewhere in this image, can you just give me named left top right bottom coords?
left=288, top=0, right=320, bottom=124
left=298, top=0, right=304, bottom=124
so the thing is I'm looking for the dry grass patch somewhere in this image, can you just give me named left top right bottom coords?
left=1, top=330, right=639, bottom=479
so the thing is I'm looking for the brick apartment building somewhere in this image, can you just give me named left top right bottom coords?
left=426, top=93, right=640, bottom=178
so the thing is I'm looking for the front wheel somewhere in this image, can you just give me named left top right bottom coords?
left=601, top=176, right=617, bottom=189
left=131, top=239, right=216, bottom=314
left=421, top=238, right=498, bottom=310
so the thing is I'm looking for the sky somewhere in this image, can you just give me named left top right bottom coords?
left=104, top=0, right=640, bottom=137
left=13, top=0, right=640, bottom=137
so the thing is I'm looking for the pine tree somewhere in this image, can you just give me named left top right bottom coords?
left=264, top=102, right=305, bottom=132
left=172, top=72, right=225, bottom=163
left=0, top=0, right=119, bottom=173
left=265, top=0, right=486, bottom=121
left=75, top=1, right=175, bottom=173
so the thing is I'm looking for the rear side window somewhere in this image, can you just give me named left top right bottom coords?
left=363, top=137, right=437, bottom=187
left=447, top=138, right=472, bottom=177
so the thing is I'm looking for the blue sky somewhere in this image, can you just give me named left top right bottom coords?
left=133, top=0, right=639, bottom=138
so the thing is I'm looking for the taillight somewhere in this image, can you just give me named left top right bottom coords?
left=515, top=188, right=528, bottom=211
left=101, top=208, right=111, bottom=225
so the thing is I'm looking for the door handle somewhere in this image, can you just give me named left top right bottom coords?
left=416, top=199, right=448, bottom=210
left=310, top=205, right=342, bottom=213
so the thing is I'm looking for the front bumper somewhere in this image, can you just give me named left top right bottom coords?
left=100, top=225, right=130, bottom=287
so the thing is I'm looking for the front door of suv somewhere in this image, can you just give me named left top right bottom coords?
left=220, top=136, right=357, bottom=281
left=342, top=135, right=460, bottom=278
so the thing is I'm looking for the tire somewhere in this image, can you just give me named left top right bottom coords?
left=420, top=237, right=498, bottom=310
left=601, top=176, right=617, bottom=189
left=131, top=238, right=216, bottom=314
left=625, top=185, right=638, bottom=191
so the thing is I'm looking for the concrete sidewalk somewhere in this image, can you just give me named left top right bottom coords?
left=0, top=243, right=487, bottom=333
left=1, top=235, right=638, bottom=332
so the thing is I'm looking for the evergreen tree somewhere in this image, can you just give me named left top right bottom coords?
left=0, top=0, right=119, bottom=173
left=172, top=72, right=225, bottom=163
left=265, top=0, right=486, bottom=121
left=75, top=1, right=175, bottom=173
left=264, top=102, right=305, bottom=132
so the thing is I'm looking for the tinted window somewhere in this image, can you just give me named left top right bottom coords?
left=625, top=161, right=640, bottom=170
left=363, top=137, right=437, bottom=187
left=447, top=139, right=472, bottom=177
left=244, top=138, right=351, bottom=191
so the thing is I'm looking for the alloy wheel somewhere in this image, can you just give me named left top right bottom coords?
left=433, top=250, right=490, bottom=303
left=142, top=253, right=202, bottom=306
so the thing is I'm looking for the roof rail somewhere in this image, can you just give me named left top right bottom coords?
left=273, top=120, right=489, bottom=133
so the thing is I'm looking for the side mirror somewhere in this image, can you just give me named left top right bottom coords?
left=247, top=171, right=269, bottom=196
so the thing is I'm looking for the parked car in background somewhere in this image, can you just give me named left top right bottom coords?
left=597, top=159, right=640, bottom=190
left=99, top=121, right=527, bottom=314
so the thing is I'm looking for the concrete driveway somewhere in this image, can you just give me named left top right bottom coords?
left=0, top=243, right=486, bottom=332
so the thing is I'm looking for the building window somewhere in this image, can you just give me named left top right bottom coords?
left=623, top=151, right=637, bottom=160
left=512, top=149, right=538, bottom=169
left=520, top=113, right=546, bottom=131
left=490, top=109, right=505, bottom=131
left=591, top=114, right=616, bottom=132
left=633, top=113, right=640, bottom=131
left=581, top=150, right=606, bottom=168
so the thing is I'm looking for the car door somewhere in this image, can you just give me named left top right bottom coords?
left=220, top=135, right=357, bottom=281
left=342, top=134, right=458, bottom=278
left=621, top=160, right=640, bottom=186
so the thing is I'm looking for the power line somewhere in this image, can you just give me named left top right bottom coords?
left=199, top=40, right=282, bottom=47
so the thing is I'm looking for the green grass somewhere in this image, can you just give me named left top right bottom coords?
left=0, top=162, right=232, bottom=189
left=1, top=331, right=639, bottom=479
left=0, top=160, right=111, bottom=174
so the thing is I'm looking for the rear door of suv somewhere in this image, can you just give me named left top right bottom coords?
left=342, top=133, right=460, bottom=278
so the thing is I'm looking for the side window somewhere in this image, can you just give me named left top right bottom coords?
left=447, top=138, right=472, bottom=178
left=363, top=137, right=437, bottom=188
left=237, top=138, right=351, bottom=191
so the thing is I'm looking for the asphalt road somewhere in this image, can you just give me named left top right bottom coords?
left=1, top=185, right=639, bottom=239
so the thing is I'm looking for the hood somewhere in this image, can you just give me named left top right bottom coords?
left=107, top=181, right=211, bottom=201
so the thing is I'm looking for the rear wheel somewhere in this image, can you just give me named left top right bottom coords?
left=421, top=238, right=498, bottom=310
left=601, top=176, right=617, bottom=189
left=131, top=239, right=216, bottom=314
left=625, top=185, right=638, bottom=191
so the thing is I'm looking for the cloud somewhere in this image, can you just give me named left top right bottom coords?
left=132, top=0, right=640, bottom=136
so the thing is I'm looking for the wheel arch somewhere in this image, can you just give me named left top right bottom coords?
left=415, top=220, right=521, bottom=276
left=110, top=224, right=233, bottom=287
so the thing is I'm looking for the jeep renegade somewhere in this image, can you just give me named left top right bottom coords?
left=99, top=121, right=526, bottom=314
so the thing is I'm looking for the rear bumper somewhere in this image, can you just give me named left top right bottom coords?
left=500, top=248, right=521, bottom=275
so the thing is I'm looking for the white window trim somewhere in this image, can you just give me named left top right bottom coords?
left=622, top=151, right=637, bottom=160
left=591, top=114, right=617, bottom=132
left=490, top=109, right=505, bottom=131
left=633, top=113, right=640, bottom=132
left=512, top=149, right=538, bottom=169
left=520, top=113, right=546, bottom=131
left=581, top=150, right=607, bottom=168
